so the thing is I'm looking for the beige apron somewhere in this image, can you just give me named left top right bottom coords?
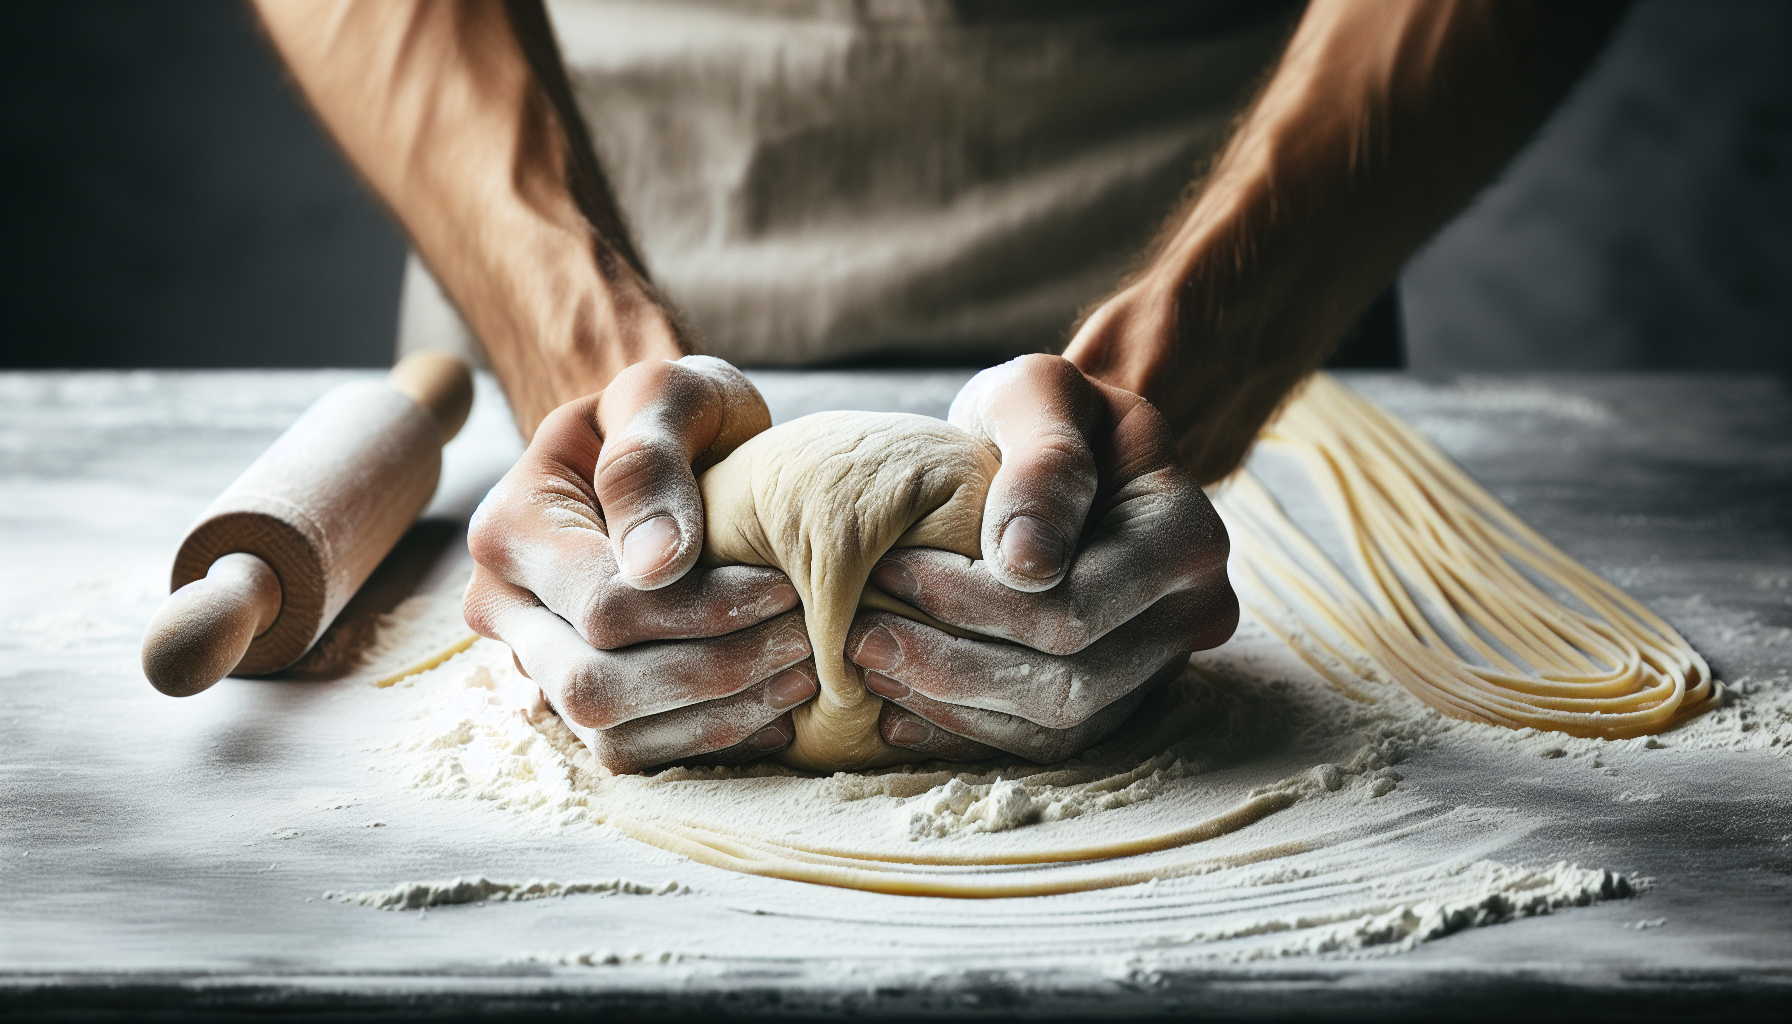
left=398, top=0, right=1296, bottom=369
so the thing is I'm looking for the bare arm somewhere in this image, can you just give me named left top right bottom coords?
left=1066, top=0, right=1628, bottom=484
left=864, top=0, right=1629, bottom=760
left=251, top=0, right=681, bottom=439
left=254, top=0, right=820, bottom=771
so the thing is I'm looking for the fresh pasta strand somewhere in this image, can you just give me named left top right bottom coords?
left=1213, top=373, right=1720, bottom=740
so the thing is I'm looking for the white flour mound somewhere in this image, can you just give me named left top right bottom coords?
left=1144, top=857, right=1636, bottom=957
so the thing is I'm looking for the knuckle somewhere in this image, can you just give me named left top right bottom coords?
left=577, top=586, right=639, bottom=649
left=466, top=495, right=520, bottom=570
left=580, top=618, right=629, bottom=651
left=560, top=661, right=620, bottom=730
left=594, top=744, right=646, bottom=775
left=532, top=399, right=590, bottom=443
left=1022, top=670, right=1084, bottom=729
left=609, top=357, right=676, bottom=396
left=460, top=591, right=501, bottom=640
left=596, top=440, right=683, bottom=502
left=676, top=354, right=749, bottom=398
left=1193, top=588, right=1240, bottom=650
left=1012, top=352, right=1077, bottom=387
left=1032, top=733, right=1080, bottom=764
left=1022, top=600, right=1100, bottom=656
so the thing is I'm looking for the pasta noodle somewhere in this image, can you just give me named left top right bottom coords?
left=1215, top=373, right=1719, bottom=739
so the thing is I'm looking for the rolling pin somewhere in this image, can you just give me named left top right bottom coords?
left=142, top=351, right=475, bottom=697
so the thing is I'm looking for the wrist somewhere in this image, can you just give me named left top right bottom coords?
left=456, top=222, right=686, bottom=439
left=1066, top=234, right=1316, bottom=486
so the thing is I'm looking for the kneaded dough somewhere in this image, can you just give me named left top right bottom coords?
left=698, top=411, right=1000, bottom=771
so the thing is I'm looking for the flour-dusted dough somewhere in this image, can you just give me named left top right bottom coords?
left=698, top=411, right=1001, bottom=771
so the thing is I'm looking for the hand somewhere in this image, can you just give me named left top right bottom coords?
left=464, top=356, right=821, bottom=773
left=848, top=354, right=1237, bottom=763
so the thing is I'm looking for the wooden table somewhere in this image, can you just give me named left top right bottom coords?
left=3, top=370, right=1788, bottom=1019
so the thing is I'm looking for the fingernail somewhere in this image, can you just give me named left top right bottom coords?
left=999, top=514, right=1068, bottom=581
left=864, top=672, right=910, bottom=699
left=746, top=723, right=788, bottom=752
left=621, top=515, right=680, bottom=578
left=759, top=583, right=800, bottom=616
left=512, top=652, right=531, bottom=680
left=871, top=558, right=918, bottom=601
left=765, top=669, right=815, bottom=710
left=772, top=626, right=810, bottom=659
left=853, top=625, right=901, bottom=671
left=888, top=719, right=929, bottom=746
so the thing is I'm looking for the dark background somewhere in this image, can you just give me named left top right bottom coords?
left=1, top=0, right=1785, bottom=371
left=2, top=0, right=404, bottom=368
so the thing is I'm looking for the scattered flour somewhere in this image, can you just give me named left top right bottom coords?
left=337, top=475, right=1792, bottom=962
left=1160, top=859, right=1637, bottom=958
left=338, top=593, right=1705, bottom=959
left=326, top=875, right=683, bottom=910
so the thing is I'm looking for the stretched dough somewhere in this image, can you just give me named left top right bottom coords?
left=698, top=411, right=1000, bottom=771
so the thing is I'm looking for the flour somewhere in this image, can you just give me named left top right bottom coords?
left=326, top=875, right=683, bottom=910
left=337, top=417, right=1791, bottom=958
left=340, top=593, right=1695, bottom=958
left=1101, top=853, right=1638, bottom=961
left=360, top=570, right=481, bottom=687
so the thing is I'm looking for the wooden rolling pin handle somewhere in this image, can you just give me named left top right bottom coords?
left=142, top=552, right=283, bottom=697
left=387, top=349, right=475, bottom=443
left=144, top=351, right=472, bottom=695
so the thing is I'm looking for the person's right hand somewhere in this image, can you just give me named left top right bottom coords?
left=463, top=356, right=819, bottom=774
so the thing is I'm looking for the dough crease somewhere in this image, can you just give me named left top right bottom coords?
left=698, top=411, right=1000, bottom=770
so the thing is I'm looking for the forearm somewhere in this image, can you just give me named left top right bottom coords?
left=1066, top=0, right=1627, bottom=484
left=251, top=0, right=683, bottom=438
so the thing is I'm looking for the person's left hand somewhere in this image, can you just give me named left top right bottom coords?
left=846, top=354, right=1237, bottom=762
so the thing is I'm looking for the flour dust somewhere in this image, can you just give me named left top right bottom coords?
left=314, top=576, right=1792, bottom=962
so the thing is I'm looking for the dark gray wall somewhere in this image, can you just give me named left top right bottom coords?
left=1, top=0, right=1784, bottom=371
left=1402, top=0, right=1791, bottom=373
left=0, top=0, right=405, bottom=368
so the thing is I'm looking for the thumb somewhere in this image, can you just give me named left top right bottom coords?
left=949, top=355, right=1102, bottom=593
left=594, top=356, right=769, bottom=590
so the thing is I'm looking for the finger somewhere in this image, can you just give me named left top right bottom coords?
left=667, top=713, right=800, bottom=771
left=899, top=375, right=1229, bottom=651
left=475, top=489, right=799, bottom=647
left=468, top=391, right=609, bottom=593
left=848, top=603, right=1206, bottom=729
left=469, top=378, right=792, bottom=645
left=877, top=673, right=1162, bottom=763
left=466, top=571, right=810, bottom=730
left=948, top=355, right=1102, bottom=592
left=594, top=664, right=818, bottom=773
left=870, top=469, right=1231, bottom=656
left=594, top=356, right=770, bottom=591
left=876, top=702, right=1003, bottom=762
left=570, top=566, right=801, bottom=648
